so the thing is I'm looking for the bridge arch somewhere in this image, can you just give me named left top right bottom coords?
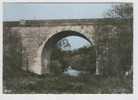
left=40, top=30, right=95, bottom=74
left=26, top=24, right=96, bottom=75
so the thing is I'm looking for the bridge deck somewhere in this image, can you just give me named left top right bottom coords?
left=4, top=18, right=125, bottom=27
left=3, top=19, right=100, bottom=27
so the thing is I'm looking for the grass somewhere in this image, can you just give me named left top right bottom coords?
left=3, top=66, right=133, bottom=94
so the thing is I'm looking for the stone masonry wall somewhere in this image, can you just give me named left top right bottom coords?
left=9, top=24, right=95, bottom=75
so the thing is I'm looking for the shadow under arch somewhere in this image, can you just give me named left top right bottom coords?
left=41, top=30, right=95, bottom=74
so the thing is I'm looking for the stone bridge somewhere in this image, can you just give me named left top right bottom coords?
left=4, top=19, right=115, bottom=75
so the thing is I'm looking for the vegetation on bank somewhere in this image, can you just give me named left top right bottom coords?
left=50, top=46, right=96, bottom=75
left=3, top=40, right=132, bottom=93
left=3, top=66, right=132, bottom=94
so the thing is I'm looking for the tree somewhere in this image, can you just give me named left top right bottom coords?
left=102, top=3, right=133, bottom=76
left=56, top=38, right=71, bottom=50
left=105, top=3, right=133, bottom=19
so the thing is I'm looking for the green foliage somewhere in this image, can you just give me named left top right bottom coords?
left=3, top=72, right=132, bottom=93
left=105, top=3, right=133, bottom=19
left=50, top=60, right=63, bottom=75
left=3, top=30, right=22, bottom=79
left=97, top=3, right=133, bottom=76
left=50, top=46, right=96, bottom=74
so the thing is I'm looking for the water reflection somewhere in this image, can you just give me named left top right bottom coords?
left=63, top=66, right=81, bottom=77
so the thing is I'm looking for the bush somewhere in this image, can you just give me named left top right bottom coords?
left=50, top=46, right=96, bottom=74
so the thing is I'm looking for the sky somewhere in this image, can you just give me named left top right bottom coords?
left=3, top=3, right=113, bottom=21
left=3, top=3, right=112, bottom=49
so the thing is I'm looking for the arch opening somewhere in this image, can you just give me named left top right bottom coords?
left=41, top=30, right=96, bottom=74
